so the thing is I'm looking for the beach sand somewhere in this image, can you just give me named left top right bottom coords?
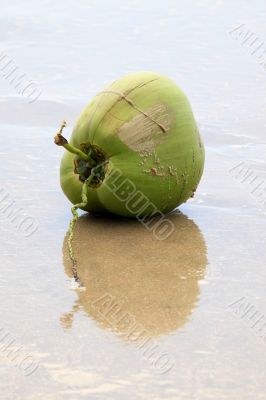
left=0, top=1, right=266, bottom=399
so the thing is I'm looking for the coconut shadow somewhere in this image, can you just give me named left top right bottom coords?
left=60, top=211, right=208, bottom=339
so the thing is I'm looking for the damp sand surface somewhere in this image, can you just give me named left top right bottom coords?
left=0, top=1, right=266, bottom=399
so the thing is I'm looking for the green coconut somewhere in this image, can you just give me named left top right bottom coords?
left=54, top=71, right=205, bottom=279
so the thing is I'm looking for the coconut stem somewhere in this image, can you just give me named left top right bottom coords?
left=67, top=175, right=93, bottom=286
left=54, top=120, right=96, bottom=166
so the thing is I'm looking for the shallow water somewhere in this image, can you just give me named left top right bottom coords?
left=0, top=1, right=266, bottom=399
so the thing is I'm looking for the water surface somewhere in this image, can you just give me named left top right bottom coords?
left=0, top=1, right=266, bottom=399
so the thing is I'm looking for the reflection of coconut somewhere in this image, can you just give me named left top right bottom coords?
left=61, top=211, right=207, bottom=339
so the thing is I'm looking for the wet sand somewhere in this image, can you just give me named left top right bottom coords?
left=1, top=1, right=266, bottom=399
